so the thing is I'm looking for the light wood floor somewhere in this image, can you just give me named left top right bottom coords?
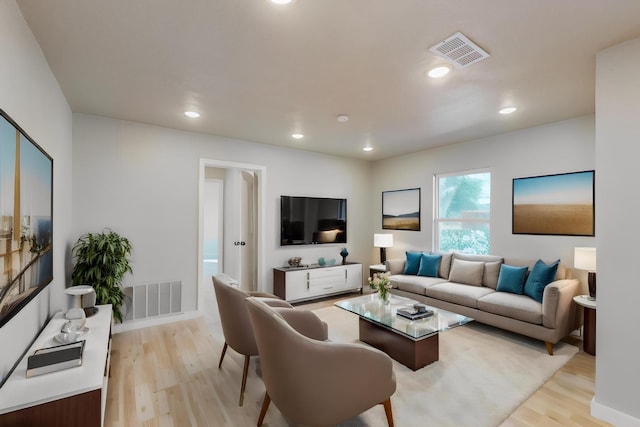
left=105, top=295, right=613, bottom=426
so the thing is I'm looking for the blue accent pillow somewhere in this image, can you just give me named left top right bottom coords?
left=418, top=254, right=442, bottom=277
left=523, top=259, right=560, bottom=303
left=403, top=251, right=422, bottom=275
left=496, top=264, right=528, bottom=294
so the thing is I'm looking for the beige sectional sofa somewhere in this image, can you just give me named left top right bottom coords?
left=385, top=252, right=581, bottom=354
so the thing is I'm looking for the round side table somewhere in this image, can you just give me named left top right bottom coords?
left=573, top=295, right=596, bottom=356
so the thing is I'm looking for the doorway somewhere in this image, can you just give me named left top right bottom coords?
left=197, top=159, right=266, bottom=313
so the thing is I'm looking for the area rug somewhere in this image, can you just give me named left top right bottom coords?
left=311, top=306, right=578, bottom=427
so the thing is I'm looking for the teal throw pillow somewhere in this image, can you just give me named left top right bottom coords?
left=496, top=264, right=528, bottom=294
left=523, top=259, right=559, bottom=303
left=418, top=254, right=442, bottom=277
left=403, top=251, right=421, bottom=275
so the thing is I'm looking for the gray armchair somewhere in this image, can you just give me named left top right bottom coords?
left=212, top=274, right=292, bottom=406
left=246, top=297, right=396, bottom=427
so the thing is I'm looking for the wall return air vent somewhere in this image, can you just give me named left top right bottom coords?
left=428, top=32, right=490, bottom=68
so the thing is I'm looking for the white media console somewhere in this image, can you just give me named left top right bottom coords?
left=273, top=262, right=362, bottom=303
left=0, top=305, right=113, bottom=426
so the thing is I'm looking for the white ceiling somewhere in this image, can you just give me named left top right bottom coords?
left=16, top=0, right=640, bottom=160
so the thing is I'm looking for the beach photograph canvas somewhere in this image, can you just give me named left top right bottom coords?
left=512, top=170, right=594, bottom=236
left=382, top=188, right=420, bottom=231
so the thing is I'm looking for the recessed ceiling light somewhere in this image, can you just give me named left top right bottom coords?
left=270, top=0, right=294, bottom=4
left=362, top=146, right=373, bottom=152
left=498, top=107, right=517, bottom=115
left=337, top=114, right=349, bottom=123
left=291, top=133, right=304, bottom=140
left=427, top=65, right=451, bottom=79
left=184, top=111, right=200, bottom=118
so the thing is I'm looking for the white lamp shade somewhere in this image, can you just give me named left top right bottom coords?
left=374, top=234, right=393, bottom=248
left=574, top=247, right=596, bottom=272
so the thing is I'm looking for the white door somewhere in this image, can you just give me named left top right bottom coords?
left=198, top=160, right=266, bottom=312
left=221, top=168, right=256, bottom=291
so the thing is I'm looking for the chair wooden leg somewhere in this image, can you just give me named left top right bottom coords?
left=545, top=341, right=554, bottom=355
left=218, top=342, right=228, bottom=369
left=382, top=398, right=394, bottom=427
left=239, top=355, right=251, bottom=406
left=257, top=392, right=271, bottom=426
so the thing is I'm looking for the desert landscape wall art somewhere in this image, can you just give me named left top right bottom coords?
left=382, top=188, right=420, bottom=231
left=512, top=170, right=594, bottom=236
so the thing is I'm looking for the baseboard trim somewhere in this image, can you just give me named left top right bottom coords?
left=592, top=397, right=640, bottom=426
left=113, top=310, right=201, bottom=334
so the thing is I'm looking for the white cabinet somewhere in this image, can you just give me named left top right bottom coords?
left=0, top=305, right=113, bottom=427
left=273, top=263, right=362, bottom=303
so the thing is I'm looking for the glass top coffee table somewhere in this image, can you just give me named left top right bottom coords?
left=335, top=293, right=473, bottom=370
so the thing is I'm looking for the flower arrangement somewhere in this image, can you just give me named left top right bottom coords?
left=368, top=272, right=392, bottom=303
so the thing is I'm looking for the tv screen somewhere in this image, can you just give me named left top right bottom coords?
left=281, top=196, right=347, bottom=245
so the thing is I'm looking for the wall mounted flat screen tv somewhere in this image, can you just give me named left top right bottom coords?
left=281, top=196, right=347, bottom=245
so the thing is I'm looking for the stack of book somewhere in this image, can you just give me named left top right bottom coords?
left=26, top=340, right=85, bottom=378
left=396, top=306, right=435, bottom=320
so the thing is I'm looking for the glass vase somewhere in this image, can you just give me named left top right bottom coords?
left=378, top=290, right=390, bottom=305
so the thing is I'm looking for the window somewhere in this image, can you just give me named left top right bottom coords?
left=434, top=170, right=491, bottom=254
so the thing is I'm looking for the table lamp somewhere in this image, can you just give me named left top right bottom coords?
left=574, top=247, right=596, bottom=300
left=65, top=285, right=99, bottom=318
left=374, top=234, right=393, bottom=264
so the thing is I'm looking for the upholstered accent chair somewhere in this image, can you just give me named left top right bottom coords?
left=212, top=274, right=293, bottom=406
left=246, top=297, right=397, bottom=427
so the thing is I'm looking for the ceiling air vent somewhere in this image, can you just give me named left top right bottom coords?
left=428, top=32, right=490, bottom=69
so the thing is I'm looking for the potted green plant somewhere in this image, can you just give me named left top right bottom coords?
left=71, top=229, right=133, bottom=322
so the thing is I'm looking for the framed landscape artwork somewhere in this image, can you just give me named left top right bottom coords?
left=382, top=188, right=420, bottom=231
left=0, top=109, right=54, bottom=328
left=512, top=170, right=594, bottom=236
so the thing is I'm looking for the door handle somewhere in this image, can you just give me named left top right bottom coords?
left=234, top=241, right=247, bottom=246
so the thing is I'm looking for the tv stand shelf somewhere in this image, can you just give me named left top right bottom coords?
left=273, top=262, right=362, bottom=303
left=0, top=305, right=113, bottom=427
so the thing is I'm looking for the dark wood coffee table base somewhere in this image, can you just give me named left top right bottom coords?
left=359, top=318, right=439, bottom=371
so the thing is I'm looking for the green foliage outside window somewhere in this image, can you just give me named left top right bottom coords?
left=439, top=228, right=490, bottom=255
left=437, top=171, right=491, bottom=254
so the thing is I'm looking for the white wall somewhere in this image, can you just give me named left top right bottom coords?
left=0, top=0, right=73, bottom=382
left=72, top=114, right=373, bottom=313
left=72, top=113, right=598, bottom=318
left=372, top=115, right=596, bottom=274
left=592, top=37, right=640, bottom=426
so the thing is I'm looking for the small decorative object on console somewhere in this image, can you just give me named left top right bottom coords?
left=287, top=257, right=302, bottom=268
left=26, top=340, right=85, bottom=378
left=368, top=272, right=391, bottom=304
left=56, top=318, right=89, bottom=344
left=340, top=247, right=349, bottom=264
